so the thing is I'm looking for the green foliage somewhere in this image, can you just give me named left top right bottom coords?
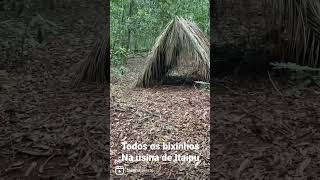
left=110, top=0, right=209, bottom=77
left=111, top=66, right=127, bottom=77
left=194, top=81, right=210, bottom=90
left=111, top=47, right=128, bottom=78
left=111, top=47, right=128, bottom=67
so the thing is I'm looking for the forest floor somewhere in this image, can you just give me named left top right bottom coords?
left=111, top=55, right=320, bottom=179
left=0, top=1, right=108, bottom=179
left=212, top=75, right=320, bottom=179
left=1, top=1, right=319, bottom=179
left=110, top=56, right=210, bottom=179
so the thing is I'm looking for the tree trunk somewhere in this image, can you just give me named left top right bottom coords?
left=126, top=0, right=134, bottom=51
left=120, top=0, right=126, bottom=48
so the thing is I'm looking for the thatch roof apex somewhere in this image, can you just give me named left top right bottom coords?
left=136, top=17, right=210, bottom=87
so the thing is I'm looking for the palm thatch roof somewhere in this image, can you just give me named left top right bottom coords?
left=266, top=0, right=320, bottom=67
left=136, top=17, right=210, bottom=88
left=73, top=33, right=109, bottom=87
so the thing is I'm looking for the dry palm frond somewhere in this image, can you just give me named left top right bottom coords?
left=271, top=62, right=320, bottom=71
left=136, top=17, right=210, bottom=88
left=73, top=33, right=109, bottom=86
left=266, top=0, right=320, bottom=67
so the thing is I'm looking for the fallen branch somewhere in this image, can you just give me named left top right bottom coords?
left=268, top=71, right=283, bottom=96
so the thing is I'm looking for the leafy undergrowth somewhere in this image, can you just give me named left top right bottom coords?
left=110, top=57, right=210, bottom=179
left=212, top=77, right=320, bottom=179
left=0, top=1, right=108, bottom=179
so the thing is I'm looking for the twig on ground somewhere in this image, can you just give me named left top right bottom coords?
left=82, top=126, right=105, bottom=155
left=268, top=71, right=283, bottom=96
left=24, top=162, right=37, bottom=177
left=39, top=154, right=55, bottom=173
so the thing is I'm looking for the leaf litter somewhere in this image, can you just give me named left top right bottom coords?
left=0, top=1, right=108, bottom=179
left=212, top=77, right=320, bottom=179
left=111, top=56, right=210, bottom=179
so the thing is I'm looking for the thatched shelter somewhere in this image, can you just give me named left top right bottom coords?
left=73, top=33, right=109, bottom=86
left=136, top=17, right=210, bottom=88
left=212, top=0, right=320, bottom=71
left=72, top=1, right=109, bottom=87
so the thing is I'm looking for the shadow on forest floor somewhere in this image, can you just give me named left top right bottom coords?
left=0, top=1, right=108, bottom=179
left=212, top=74, right=320, bottom=179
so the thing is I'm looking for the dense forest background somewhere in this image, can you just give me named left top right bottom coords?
left=110, top=0, right=209, bottom=76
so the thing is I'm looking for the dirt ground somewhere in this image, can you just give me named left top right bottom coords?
left=110, top=56, right=210, bottom=179
left=0, top=1, right=108, bottom=179
left=212, top=76, right=320, bottom=179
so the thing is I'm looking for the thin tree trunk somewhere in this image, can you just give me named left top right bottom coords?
left=120, top=0, right=126, bottom=47
left=126, top=0, right=134, bottom=51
